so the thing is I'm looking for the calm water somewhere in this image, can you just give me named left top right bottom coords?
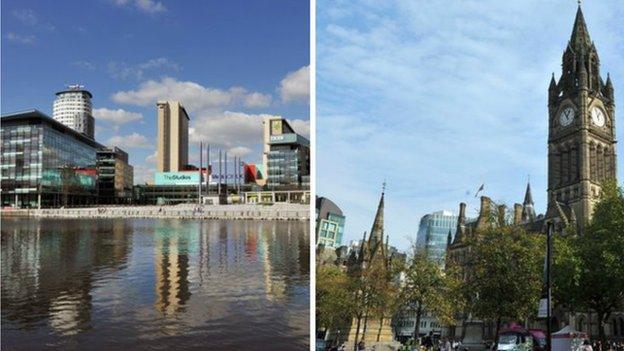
left=1, top=218, right=310, bottom=351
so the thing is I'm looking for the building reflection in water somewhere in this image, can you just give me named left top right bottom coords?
left=2, top=217, right=309, bottom=350
left=1, top=218, right=132, bottom=337
left=153, top=220, right=193, bottom=318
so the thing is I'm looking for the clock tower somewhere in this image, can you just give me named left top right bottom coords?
left=547, top=4, right=617, bottom=231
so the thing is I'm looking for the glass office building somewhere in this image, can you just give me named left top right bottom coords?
left=316, top=197, right=346, bottom=248
left=415, top=210, right=458, bottom=265
left=1, top=110, right=101, bottom=208
left=96, top=147, right=134, bottom=204
left=263, top=117, right=310, bottom=188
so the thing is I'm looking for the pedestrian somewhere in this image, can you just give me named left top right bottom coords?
left=423, top=332, right=434, bottom=351
left=444, top=337, right=452, bottom=351
left=358, top=340, right=366, bottom=350
left=584, top=339, right=593, bottom=351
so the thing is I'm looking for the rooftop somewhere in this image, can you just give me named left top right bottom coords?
left=1, top=109, right=103, bottom=149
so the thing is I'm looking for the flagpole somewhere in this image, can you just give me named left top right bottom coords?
left=198, top=141, right=202, bottom=204
left=206, top=144, right=210, bottom=196
left=218, top=149, right=222, bottom=196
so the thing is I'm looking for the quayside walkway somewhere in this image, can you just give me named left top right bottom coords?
left=2, top=203, right=310, bottom=221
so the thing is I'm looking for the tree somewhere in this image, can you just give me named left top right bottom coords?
left=552, top=180, right=624, bottom=344
left=317, top=265, right=354, bottom=347
left=468, top=226, right=544, bottom=345
left=397, top=249, right=463, bottom=340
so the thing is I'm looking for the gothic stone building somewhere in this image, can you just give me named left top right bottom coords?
left=345, top=188, right=396, bottom=346
left=546, top=4, right=617, bottom=233
left=446, top=4, right=622, bottom=342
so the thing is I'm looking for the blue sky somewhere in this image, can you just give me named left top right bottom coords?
left=2, top=0, right=309, bottom=182
left=317, top=0, right=624, bottom=250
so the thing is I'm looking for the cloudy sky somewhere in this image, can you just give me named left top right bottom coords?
left=2, top=0, right=309, bottom=183
left=317, top=0, right=624, bottom=250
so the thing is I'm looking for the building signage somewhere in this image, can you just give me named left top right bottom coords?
left=269, top=133, right=297, bottom=144
left=271, top=120, right=282, bottom=135
left=155, top=172, right=200, bottom=185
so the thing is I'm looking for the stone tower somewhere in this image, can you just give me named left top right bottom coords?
left=522, top=182, right=536, bottom=223
left=346, top=185, right=395, bottom=347
left=546, top=4, right=617, bottom=230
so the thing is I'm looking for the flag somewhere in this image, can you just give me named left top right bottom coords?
left=474, top=184, right=484, bottom=198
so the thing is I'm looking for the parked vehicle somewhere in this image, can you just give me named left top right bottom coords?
left=528, top=329, right=546, bottom=351
left=497, top=330, right=533, bottom=351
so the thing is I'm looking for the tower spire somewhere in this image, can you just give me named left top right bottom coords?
left=570, top=4, right=592, bottom=52
left=369, top=183, right=385, bottom=244
left=524, top=181, right=534, bottom=205
left=522, top=181, right=536, bottom=223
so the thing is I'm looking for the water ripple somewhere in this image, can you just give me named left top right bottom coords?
left=1, top=217, right=310, bottom=351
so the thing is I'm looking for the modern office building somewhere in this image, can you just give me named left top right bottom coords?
left=96, top=147, right=134, bottom=204
left=1, top=110, right=101, bottom=208
left=415, top=210, right=458, bottom=265
left=263, top=116, right=310, bottom=188
left=156, top=101, right=189, bottom=172
left=52, top=85, right=95, bottom=139
left=316, top=197, right=345, bottom=248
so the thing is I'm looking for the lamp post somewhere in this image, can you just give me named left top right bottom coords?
left=546, top=221, right=553, bottom=351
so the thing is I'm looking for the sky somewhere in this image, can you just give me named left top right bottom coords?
left=2, top=0, right=310, bottom=183
left=317, top=0, right=624, bottom=251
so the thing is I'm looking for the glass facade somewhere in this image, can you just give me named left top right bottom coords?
left=267, top=146, right=300, bottom=186
left=317, top=213, right=345, bottom=248
left=316, top=197, right=345, bottom=248
left=1, top=111, right=99, bottom=208
left=97, top=148, right=133, bottom=204
left=415, top=210, right=458, bottom=265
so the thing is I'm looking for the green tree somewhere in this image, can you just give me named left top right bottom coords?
left=398, top=249, right=464, bottom=340
left=552, top=180, right=624, bottom=344
left=317, top=265, right=354, bottom=346
left=468, top=226, right=544, bottom=345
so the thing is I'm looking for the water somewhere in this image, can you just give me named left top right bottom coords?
left=1, top=217, right=310, bottom=351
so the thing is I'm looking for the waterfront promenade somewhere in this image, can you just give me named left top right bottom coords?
left=2, top=203, right=310, bottom=221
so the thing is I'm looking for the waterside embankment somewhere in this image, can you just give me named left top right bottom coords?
left=1, top=203, right=310, bottom=221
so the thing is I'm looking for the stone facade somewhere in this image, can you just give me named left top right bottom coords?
left=546, top=5, right=617, bottom=232
left=344, top=187, right=399, bottom=348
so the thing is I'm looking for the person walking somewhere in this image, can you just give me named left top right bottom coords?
left=423, top=332, right=434, bottom=351
left=358, top=340, right=366, bottom=351
left=583, top=339, right=593, bottom=351
left=443, top=337, right=452, bottom=351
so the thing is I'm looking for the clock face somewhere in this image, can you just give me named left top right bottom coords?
left=559, top=107, right=575, bottom=127
left=590, top=107, right=606, bottom=127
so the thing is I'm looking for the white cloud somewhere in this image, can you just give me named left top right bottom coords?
left=189, top=111, right=309, bottom=148
left=11, top=9, right=55, bottom=30
left=71, top=61, right=96, bottom=70
left=133, top=164, right=155, bottom=184
left=228, top=146, right=253, bottom=157
left=12, top=9, right=38, bottom=25
left=108, top=58, right=180, bottom=80
left=106, top=133, right=152, bottom=149
left=5, top=32, right=35, bottom=44
left=278, top=65, right=310, bottom=103
left=112, top=0, right=166, bottom=14
left=93, top=108, right=143, bottom=125
left=244, top=92, right=273, bottom=108
left=111, top=77, right=272, bottom=111
left=145, top=151, right=157, bottom=164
